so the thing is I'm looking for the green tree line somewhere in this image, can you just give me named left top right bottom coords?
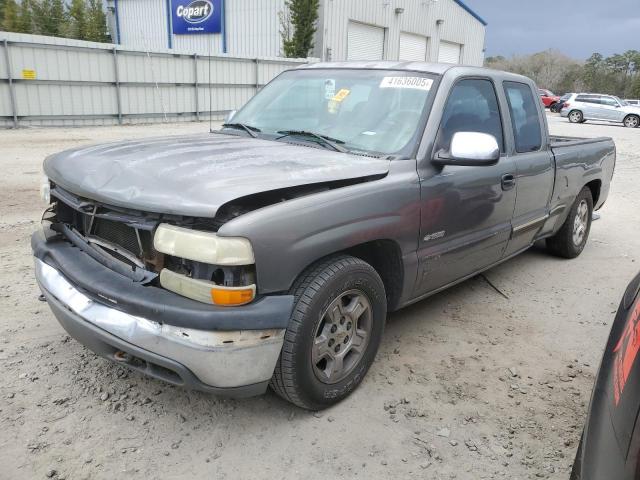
left=0, top=0, right=110, bottom=43
left=486, top=49, right=640, bottom=99
left=279, top=0, right=319, bottom=58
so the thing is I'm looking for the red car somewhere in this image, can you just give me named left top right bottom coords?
left=539, top=89, right=560, bottom=109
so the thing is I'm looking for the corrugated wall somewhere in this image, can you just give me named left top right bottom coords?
left=316, top=0, right=485, bottom=65
left=115, top=0, right=484, bottom=63
left=117, top=0, right=287, bottom=57
left=117, top=0, right=169, bottom=51
left=0, top=32, right=314, bottom=128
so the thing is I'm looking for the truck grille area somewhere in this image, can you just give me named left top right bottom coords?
left=46, top=185, right=255, bottom=288
left=50, top=187, right=160, bottom=270
left=93, top=218, right=148, bottom=257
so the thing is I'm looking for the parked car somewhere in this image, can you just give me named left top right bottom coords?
left=624, top=99, right=640, bottom=106
left=551, top=93, right=573, bottom=113
left=571, top=271, right=640, bottom=479
left=561, top=93, right=640, bottom=127
left=33, top=62, right=616, bottom=409
left=539, top=88, right=560, bottom=109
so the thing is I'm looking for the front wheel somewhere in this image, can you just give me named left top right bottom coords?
left=546, top=187, right=593, bottom=258
left=270, top=255, right=387, bottom=410
left=568, top=110, right=584, bottom=123
left=623, top=114, right=639, bottom=128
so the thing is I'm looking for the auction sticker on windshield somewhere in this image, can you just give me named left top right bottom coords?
left=380, top=77, right=433, bottom=91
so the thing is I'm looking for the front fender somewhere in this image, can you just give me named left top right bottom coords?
left=218, top=161, right=421, bottom=295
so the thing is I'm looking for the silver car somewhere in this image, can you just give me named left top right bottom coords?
left=561, top=93, right=640, bottom=128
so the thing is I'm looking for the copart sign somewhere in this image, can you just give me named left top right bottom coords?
left=171, top=0, right=222, bottom=34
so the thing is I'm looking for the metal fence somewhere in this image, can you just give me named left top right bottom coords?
left=0, top=32, right=315, bottom=128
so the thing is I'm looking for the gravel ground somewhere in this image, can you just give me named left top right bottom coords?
left=1, top=114, right=638, bottom=480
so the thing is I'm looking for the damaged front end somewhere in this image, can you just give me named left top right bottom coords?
left=43, top=183, right=258, bottom=306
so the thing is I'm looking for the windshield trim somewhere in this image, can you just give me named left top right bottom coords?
left=225, top=68, right=442, bottom=160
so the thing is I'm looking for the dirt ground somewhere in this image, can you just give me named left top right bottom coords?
left=0, top=114, right=638, bottom=480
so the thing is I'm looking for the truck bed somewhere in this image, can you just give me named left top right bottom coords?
left=549, top=135, right=613, bottom=148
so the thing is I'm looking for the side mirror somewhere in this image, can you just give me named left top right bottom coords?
left=432, top=132, right=500, bottom=167
left=225, top=110, right=237, bottom=123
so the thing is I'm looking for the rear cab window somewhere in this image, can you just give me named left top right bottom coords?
left=503, top=81, right=543, bottom=153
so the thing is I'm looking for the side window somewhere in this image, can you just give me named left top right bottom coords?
left=577, top=95, right=595, bottom=104
left=435, top=78, right=504, bottom=153
left=504, top=81, right=543, bottom=153
left=601, top=96, right=618, bottom=107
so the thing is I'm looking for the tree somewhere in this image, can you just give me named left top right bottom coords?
left=629, top=76, right=640, bottom=99
left=280, top=0, right=319, bottom=58
left=0, top=0, right=6, bottom=25
left=33, top=0, right=68, bottom=37
left=67, top=0, right=88, bottom=39
left=85, top=0, right=110, bottom=42
left=16, top=0, right=34, bottom=33
left=1, top=0, right=19, bottom=32
left=485, top=50, right=640, bottom=98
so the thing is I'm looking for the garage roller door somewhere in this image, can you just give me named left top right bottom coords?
left=399, top=32, right=428, bottom=62
left=438, top=41, right=461, bottom=64
left=347, top=22, right=384, bottom=61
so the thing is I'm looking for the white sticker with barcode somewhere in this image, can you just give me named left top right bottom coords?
left=380, top=76, right=433, bottom=91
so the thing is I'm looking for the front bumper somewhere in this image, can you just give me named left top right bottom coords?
left=33, top=229, right=292, bottom=396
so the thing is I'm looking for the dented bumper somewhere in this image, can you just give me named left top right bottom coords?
left=35, top=258, right=285, bottom=394
left=32, top=230, right=292, bottom=395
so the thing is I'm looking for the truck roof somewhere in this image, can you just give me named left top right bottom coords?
left=298, top=61, right=534, bottom=84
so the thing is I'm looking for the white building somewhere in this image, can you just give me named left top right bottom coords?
left=107, top=0, right=486, bottom=65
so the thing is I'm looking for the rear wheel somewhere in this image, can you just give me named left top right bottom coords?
left=546, top=187, right=593, bottom=258
left=568, top=110, right=583, bottom=123
left=549, top=102, right=557, bottom=112
left=270, top=255, right=386, bottom=410
left=623, top=114, right=639, bottom=128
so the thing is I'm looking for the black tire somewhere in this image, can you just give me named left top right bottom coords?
left=546, top=187, right=593, bottom=258
left=623, top=114, right=639, bottom=128
left=549, top=102, right=557, bottom=112
left=570, top=434, right=584, bottom=480
left=270, top=255, right=386, bottom=410
left=568, top=110, right=583, bottom=123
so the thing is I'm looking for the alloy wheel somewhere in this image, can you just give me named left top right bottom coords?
left=312, top=289, right=372, bottom=384
left=572, top=199, right=589, bottom=246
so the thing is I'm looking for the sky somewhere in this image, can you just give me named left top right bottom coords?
left=462, top=0, right=640, bottom=60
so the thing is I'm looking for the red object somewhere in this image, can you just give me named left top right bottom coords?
left=538, top=89, right=560, bottom=108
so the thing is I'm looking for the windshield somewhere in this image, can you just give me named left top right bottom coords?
left=615, top=96, right=629, bottom=106
left=228, top=69, right=437, bottom=156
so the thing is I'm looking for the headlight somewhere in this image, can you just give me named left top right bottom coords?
left=40, top=175, right=50, bottom=204
left=153, top=223, right=254, bottom=266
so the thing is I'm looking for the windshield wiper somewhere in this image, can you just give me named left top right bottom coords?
left=221, top=123, right=261, bottom=138
left=276, top=130, right=348, bottom=153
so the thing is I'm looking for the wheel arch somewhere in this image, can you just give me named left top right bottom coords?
left=585, top=179, right=602, bottom=206
left=292, top=239, right=405, bottom=312
left=343, top=239, right=404, bottom=311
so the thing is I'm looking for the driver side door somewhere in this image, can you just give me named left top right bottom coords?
left=413, top=78, right=517, bottom=296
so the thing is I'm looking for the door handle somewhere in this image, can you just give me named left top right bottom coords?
left=501, top=173, right=516, bottom=191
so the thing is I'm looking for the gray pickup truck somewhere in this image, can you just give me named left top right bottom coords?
left=33, top=62, right=615, bottom=410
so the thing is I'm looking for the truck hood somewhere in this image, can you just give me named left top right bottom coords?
left=44, top=133, right=390, bottom=217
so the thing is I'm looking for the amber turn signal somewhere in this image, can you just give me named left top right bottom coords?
left=211, top=287, right=255, bottom=306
